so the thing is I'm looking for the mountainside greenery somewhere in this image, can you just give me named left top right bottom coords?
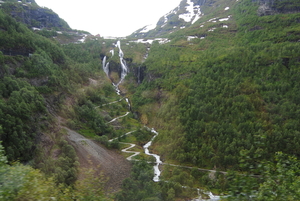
left=128, top=0, right=300, bottom=198
left=1, top=0, right=300, bottom=200
left=0, top=0, right=124, bottom=198
left=132, top=0, right=300, bottom=169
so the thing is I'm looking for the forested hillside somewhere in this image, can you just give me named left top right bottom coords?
left=128, top=0, right=300, bottom=199
left=1, top=0, right=300, bottom=200
left=0, top=0, right=122, bottom=199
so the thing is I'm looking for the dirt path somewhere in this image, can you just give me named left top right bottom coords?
left=60, top=124, right=131, bottom=193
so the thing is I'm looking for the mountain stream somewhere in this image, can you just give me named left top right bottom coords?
left=102, top=40, right=220, bottom=200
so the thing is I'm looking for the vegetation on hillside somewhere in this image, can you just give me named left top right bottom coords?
left=129, top=0, right=300, bottom=198
left=1, top=0, right=300, bottom=199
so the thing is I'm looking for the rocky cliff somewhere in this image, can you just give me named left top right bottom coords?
left=0, top=1, right=69, bottom=29
left=256, top=0, right=300, bottom=16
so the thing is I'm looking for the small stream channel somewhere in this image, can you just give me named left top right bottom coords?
left=102, top=40, right=221, bottom=200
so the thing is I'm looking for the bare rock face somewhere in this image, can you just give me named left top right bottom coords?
left=2, top=2, right=69, bottom=29
left=256, top=0, right=300, bottom=16
left=257, top=3, right=276, bottom=16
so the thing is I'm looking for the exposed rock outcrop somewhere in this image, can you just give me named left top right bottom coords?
left=256, top=0, right=300, bottom=16
left=1, top=2, right=69, bottom=29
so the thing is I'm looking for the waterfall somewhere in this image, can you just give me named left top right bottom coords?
left=101, top=40, right=128, bottom=86
left=116, top=40, right=128, bottom=86
left=101, top=40, right=221, bottom=201
left=143, top=128, right=162, bottom=182
left=102, top=56, right=109, bottom=76
left=125, top=98, right=131, bottom=109
left=118, top=58, right=128, bottom=85
left=110, top=49, right=114, bottom=57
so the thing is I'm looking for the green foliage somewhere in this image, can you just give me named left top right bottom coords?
left=115, top=160, right=162, bottom=201
left=76, top=100, right=114, bottom=137
left=228, top=152, right=300, bottom=200
left=0, top=76, right=46, bottom=161
left=0, top=143, right=107, bottom=200
left=73, top=164, right=107, bottom=201
left=132, top=0, right=300, bottom=173
left=133, top=127, right=154, bottom=145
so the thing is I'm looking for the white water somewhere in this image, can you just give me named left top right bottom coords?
left=143, top=128, right=162, bottom=182
left=110, top=49, right=114, bottom=56
left=102, top=56, right=109, bottom=76
left=192, top=189, right=221, bottom=201
left=125, top=98, right=131, bottom=109
left=101, top=40, right=220, bottom=199
left=116, top=40, right=128, bottom=86
left=101, top=40, right=128, bottom=90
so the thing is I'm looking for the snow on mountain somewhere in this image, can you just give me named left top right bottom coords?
left=130, top=0, right=235, bottom=39
left=140, top=24, right=157, bottom=33
left=131, top=0, right=205, bottom=38
left=178, top=0, right=202, bottom=24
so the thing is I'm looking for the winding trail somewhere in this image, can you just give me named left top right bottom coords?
left=121, top=143, right=140, bottom=161
left=107, top=112, right=130, bottom=124
left=101, top=40, right=222, bottom=199
left=95, top=98, right=123, bottom=107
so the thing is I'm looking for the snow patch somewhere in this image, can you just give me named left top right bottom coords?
left=208, top=28, right=216, bottom=32
left=219, top=17, right=230, bottom=22
left=140, top=24, right=156, bottom=33
left=161, top=6, right=180, bottom=28
left=223, top=25, right=228, bottom=28
left=179, top=0, right=202, bottom=24
left=187, top=36, right=198, bottom=41
left=159, top=38, right=170, bottom=44
left=225, top=7, right=230, bottom=10
left=208, top=18, right=217, bottom=22
left=130, top=38, right=170, bottom=45
left=78, top=34, right=88, bottom=43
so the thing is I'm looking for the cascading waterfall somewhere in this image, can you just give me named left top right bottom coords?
left=143, top=128, right=162, bottom=182
left=102, top=40, right=128, bottom=86
left=125, top=98, right=131, bottom=109
left=101, top=40, right=220, bottom=200
left=110, top=49, right=114, bottom=56
left=102, top=40, right=128, bottom=94
left=102, top=56, right=109, bottom=76
left=116, top=40, right=128, bottom=86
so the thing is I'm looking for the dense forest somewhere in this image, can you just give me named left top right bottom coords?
left=1, top=0, right=300, bottom=200
left=128, top=0, right=300, bottom=199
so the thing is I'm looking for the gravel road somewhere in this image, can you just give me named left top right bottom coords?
left=63, top=126, right=131, bottom=193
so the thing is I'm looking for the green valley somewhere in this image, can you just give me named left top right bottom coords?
left=1, top=0, right=300, bottom=200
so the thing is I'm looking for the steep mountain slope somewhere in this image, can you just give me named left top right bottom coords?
left=0, top=0, right=128, bottom=195
left=1, top=0, right=300, bottom=200
left=125, top=0, right=300, bottom=198
left=131, top=0, right=300, bottom=39
left=130, top=0, right=234, bottom=38
left=0, top=0, right=69, bottom=29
